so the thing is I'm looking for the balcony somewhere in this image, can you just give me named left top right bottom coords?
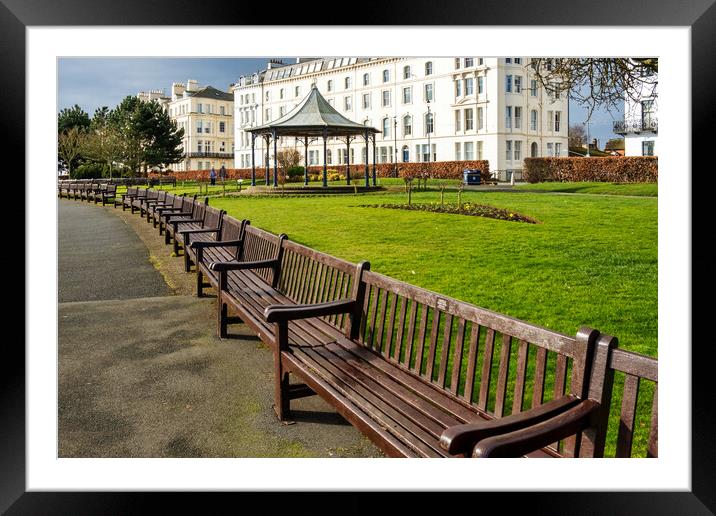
left=613, top=118, right=658, bottom=135
left=188, top=152, right=234, bottom=159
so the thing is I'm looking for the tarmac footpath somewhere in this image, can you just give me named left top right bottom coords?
left=58, top=199, right=381, bottom=458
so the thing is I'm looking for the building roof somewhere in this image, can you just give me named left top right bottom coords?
left=604, top=138, right=625, bottom=151
left=187, top=85, right=233, bottom=102
left=248, top=84, right=380, bottom=137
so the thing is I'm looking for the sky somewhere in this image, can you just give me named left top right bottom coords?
left=58, top=57, right=623, bottom=148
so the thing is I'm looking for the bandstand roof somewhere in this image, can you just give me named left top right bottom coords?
left=247, top=84, right=380, bottom=137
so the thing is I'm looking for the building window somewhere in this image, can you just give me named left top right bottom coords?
left=530, top=110, right=537, bottom=130
left=464, top=108, right=474, bottom=131
left=455, top=58, right=461, bottom=69
left=402, top=145, right=409, bottom=162
left=219, top=121, right=225, bottom=133
left=514, top=58, right=522, bottom=64
left=220, top=141, right=226, bottom=152
left=425, top=83, right=434, bottom=102
left=547, top=110, right=554, bottom=131
left=403, top=65, right=411, bottom=79
left=326, top=149, right=332, bottom=165
left=465, top=78, right=474, bottom=95
left=506, top=140, right=513, bottom=160
left=402, top=86, right=412, bottom=104
left=454, top=110, right=462, bottom=131
left=477, top=76, right=484, bottom=95
left=547, top=142, right=554, bottom=156
left=514, top=141, right=522, bottom=160
left=555, top=111, right=561, bottom=132
left=465, top=58, right=474, bottom=68
left=382, top=69, right=390, bottom=82
left=196, top=120, right=202, bottom=134
left=506, top=58, right=512, bottom=64
left=345, top=76, right=351, bottom=89
left=197, top=103, right=204, bottom=113
left=205, top=121, right=211, bottom=134
left=455, top=80, right=462, bottom=97
left=295, top=86, right=300, bottom=97
left=420, top=144, right=435, bottom=162
left=362, top=93, right=371, bottom=109
left=220, top=105, right=225, bottom=115
left=279, top=106, right=285, bottom=117
left=506, top=75, right=513, bottom=93
left=425, top=112, right=434, bottom=134
left=344, top=96, right=352, bottom=111
left=403, top=115, right=412, bottom=136
left=265, top=91, right=270, bottom=101
left=455, top=142, right=462, bottom=160
left=383, top=118, right=390, bottom=139
left=363, top=73, right=370, bottom=86
left=197, top=140, right=203, bottom=153
left=555, top=142, right=562, bottom=156
left=515, top=76, right=522, bottom=93
left=327, top=80, right=333, bottom=92
left=505, top=107, right=512, bottom=129
left=382, top=90, right=391, bottom=107
left=514, top=107, right=522, bottom=129
left=642, top=140, right=655, bottom=156
left=477, top=107, right=484, bottom=130
left=641, top=100, right=656, bottom=125
left=425, top=61, right=433, bottom=75
left=465, top=141, right=474, bottom=160
left=266, top=108, right=271, bottom=121
left=477, top=140, right=483, bottom=160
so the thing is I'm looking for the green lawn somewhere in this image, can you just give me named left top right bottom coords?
left=513, top=181, right=658, bottom=197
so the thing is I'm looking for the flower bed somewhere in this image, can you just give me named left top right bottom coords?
left=360, top=202, right=540, bottom=224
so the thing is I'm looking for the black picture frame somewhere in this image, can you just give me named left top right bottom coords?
left=6, top=0, right=714, bottom=512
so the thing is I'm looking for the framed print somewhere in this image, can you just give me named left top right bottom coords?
left=6, top=0, right=715, bottom=512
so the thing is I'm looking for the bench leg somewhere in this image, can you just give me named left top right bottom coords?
left=196, top=270, right=204, bottom=297
left=173, top=235, right=180, bottom=256
left=218, top=293, right=228, bottom=338
left=165, top=228, right=171, bottom=245
left=274, top=356, right=291, bottom=421
left=184, top=248, right=192, bottom=272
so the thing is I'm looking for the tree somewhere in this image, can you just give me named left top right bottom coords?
left=81, top=107, right=124, bottom=178
left=528, top=58, right=658, bottom=119
left=58, top=127, right=86, bottom=177
left=108, top=96, right=184, bottom=176
left=275, top=148, right=302, bottom=189
left=569, top=124, right=587, bottom=148
left=58, top=104, right=90, bottom=134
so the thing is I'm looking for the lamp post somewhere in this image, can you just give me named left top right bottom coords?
left=426, top=100, right=432, bottom=169
left=393, top=116, right=398, bottom=177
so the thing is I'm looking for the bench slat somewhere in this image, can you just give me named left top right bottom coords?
left=615, top=374, right=640, bottom=458
left=462, top=323, right=481, bottom=404
left=449, top=318, right=466, bottom=396
left=512, top=339, right=529, bottom=415
left=494, top=333, right=513, bottom=417
left=477, top=328, right=496, bottom=412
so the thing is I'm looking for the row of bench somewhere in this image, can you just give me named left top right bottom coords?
left=59, top=183, right=659, bottom=458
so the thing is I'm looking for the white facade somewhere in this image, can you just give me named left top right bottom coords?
left=233, top=57, right=568, bottom=179
left=164, top=80, right=235, bottom=171
left=616, top=78, right=658, bottom=157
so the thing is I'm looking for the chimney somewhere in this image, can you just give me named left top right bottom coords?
left=186, top=79, right=199, bottom=92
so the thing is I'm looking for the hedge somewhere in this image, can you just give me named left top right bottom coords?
left=523, top=157, right=657, bottom=183
left=157, top=160, right=490, bottom=182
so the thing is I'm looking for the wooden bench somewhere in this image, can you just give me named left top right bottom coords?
left=132, top=188, right=157, bottom=214
left=116, top=186, right=140, bottom=211
left=139, top=189, right=168, bottom=219
left=203, top=226, right=657, bottom=458
left=151, top=193, right=185, bottom=229
left=162, top=195, right=206, bottom=252
left=174, top=205, right=224, bottom=271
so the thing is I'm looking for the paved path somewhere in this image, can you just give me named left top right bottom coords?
left=58, top=200, right=171, bottom=302
left=58, top=199, right=380, bottom=458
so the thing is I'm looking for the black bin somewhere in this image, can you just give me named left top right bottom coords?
left=463, top=169, right=481, bottom=185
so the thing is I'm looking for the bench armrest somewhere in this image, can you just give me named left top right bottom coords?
left=209, top=258, right=278, bottom=272
left=172, top=218, right=204, bottom=225
left=162, top=211, right=193, bottom=221
left=264, top=299, right=356, bottom=323
left=439, top=395, right=581, bottom=456
left=471, top=399, right=600, bottom=458
left=190, top=239, right=243, bottom=249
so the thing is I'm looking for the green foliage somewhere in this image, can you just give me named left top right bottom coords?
left=363, top=202, right=539, bottom=223
left=71, top=162, right=115, bottom=179
left=286, top=166, right=305, bottom=178
left=58, top=104, right=90, bottom=134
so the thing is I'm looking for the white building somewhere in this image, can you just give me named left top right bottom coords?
left=614, top=74, right=658, bottom=156
left=163, top=80, right=235, bottom=171
left=233, top=57, right=568, bottom=180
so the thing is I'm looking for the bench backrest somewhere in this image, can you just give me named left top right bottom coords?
left=215, top=216, right=246, bottom=259
left=276, top=240, right=359, bottom=333
left=191, top=196, right=208, bottom=220
left=126, top=186, right=138, bottom=197
left=239, top=225, right=285, bottom=286
left=145, top=189, right=159, bottom=201
left=203, top=205, right=223, bottom=230
left=356, top=269, right=596, bottom=457
left=106, top=184, right=117, bottom=194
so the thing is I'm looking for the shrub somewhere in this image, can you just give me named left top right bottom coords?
left=287, top=165, right=305, bottom=178
left=523, top=157, right=657, bottom=183
left=72, top=162, right=113, bottom=179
